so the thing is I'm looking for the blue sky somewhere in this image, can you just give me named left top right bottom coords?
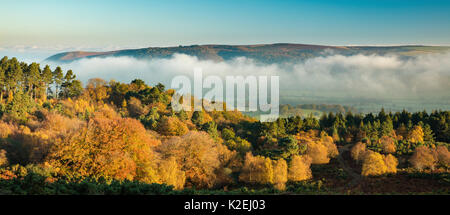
left=1, top=0, right=450, bottom=50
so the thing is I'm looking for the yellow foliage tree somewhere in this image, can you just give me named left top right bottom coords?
left=0, top=122, right=13, bottom=139
left=320, top=135, right=339, bottom=158
left=74, top=98, right=95, bottom=116
left=84, top=78, right=110, bottom=104
left=263, top=158, right=274, bottom=184
left=272, top=158, right=287, bottom=190
left=239, top=152, right=274, bottom=185
left=306, top=141, right=329, bottom=164
left=288, top=155, right=312, bottom=182
left=89, top=104, right=120, bottom=120
left=361, top=151, right=388, bottom=176
left=158, top=116, right=189, bottom=136
left=297, top=131, right=338, bottom=164
left=408, top=125, right=424, bottom=143
left=158, top=157, right=186, bottom=190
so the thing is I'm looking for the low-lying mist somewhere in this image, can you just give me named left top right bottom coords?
left=49, top=52, right=450, bottom=112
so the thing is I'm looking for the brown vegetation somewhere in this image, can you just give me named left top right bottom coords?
left=351, top=142, right=367, bottom=163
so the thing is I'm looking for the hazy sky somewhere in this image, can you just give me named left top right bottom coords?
left=1, top=0, right=450, bottom=51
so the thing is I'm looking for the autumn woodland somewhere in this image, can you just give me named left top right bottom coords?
left=0, top=56, right=448, bottom=194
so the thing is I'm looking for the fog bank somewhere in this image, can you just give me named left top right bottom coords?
left=50, top=52, right=450, bottom=100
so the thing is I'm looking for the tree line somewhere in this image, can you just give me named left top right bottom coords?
left=0, top=56, right=82, bottom=103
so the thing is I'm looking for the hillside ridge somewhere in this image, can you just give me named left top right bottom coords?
left=45, top=43, right=450, bottom=63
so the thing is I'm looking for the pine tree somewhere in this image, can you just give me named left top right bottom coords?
left=380, top=116, right=394, bottom=137
left=41, top=65, right=53, bottom=99
left=52, top=66, right=63, bottom=98
left=5, top=58, right=23, bottom=101
left=422, top=124, right=435, bottom=144
left=60, top=70, right=78, bottom=98
left=0, top=57, right=7, bottom=103
left=25, top=62, right=41, bottom=100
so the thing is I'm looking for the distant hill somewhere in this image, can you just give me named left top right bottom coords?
left=45, top=43, right=450, bottom=63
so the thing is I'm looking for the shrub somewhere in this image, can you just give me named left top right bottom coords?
left=0, top=150, right=8, bottom=167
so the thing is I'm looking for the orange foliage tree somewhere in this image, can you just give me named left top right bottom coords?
left=409, top=146, right=437, bottom=170
left=296, top=131, right=338, bottom=164
left=435, top=145, right=450, bottom=168
left=384, top=154, right=398, bottom=174
left=379, top=135, right=396, bottom=154
left=46, top=114, right=161, bottom=183
left=158, top=131, right=226, bottom=189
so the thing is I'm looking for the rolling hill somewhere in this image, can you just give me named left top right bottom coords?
left=45, top=43, right=450, bottom=63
